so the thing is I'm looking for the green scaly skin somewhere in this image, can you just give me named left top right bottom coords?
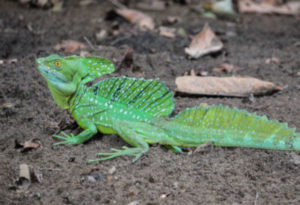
left=36, top=55, right=300, bottom=163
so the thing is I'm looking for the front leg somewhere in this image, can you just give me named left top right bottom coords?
left=53, top=119, right=97, bottom=145
left=88, top=121, right=149, bottom=163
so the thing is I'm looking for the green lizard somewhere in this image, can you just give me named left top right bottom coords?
left=36, top=54, right=300, bottom=162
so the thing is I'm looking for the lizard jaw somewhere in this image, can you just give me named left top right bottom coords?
left=37, top=64, right=68, bottom=84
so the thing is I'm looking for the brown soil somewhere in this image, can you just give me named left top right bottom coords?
left=1, top=1, right=300, bottom=204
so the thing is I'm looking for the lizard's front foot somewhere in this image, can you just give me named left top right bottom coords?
left=53, top=131, right=81, bottom=145
left=88, top=146, right=147, bottom=163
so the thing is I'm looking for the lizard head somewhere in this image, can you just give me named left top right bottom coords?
left=36, top=54, right=76, bottom=84
left=36, top=54, right=79, bottom=109
left=36, top=54, right=115, bottom=84
left=36, top=54, right=115, bottom=109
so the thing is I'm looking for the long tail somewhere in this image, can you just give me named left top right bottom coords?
left=161, top=105, right=300, bottom=150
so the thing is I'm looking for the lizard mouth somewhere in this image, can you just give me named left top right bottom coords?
left=37, top=64, right=68, bottom=84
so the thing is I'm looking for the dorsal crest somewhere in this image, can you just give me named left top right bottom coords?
left=92, top=77, right=175, bottom=117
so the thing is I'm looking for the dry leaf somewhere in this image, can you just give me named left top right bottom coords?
left=54, top=40, right=87, bottom=53
left=175, top=76, right=283, bottom=97
left=19, top=164, right=31, bottom=181
left=51, top=1, right=63, bottom=12
left=15, top=138, right=42, bottom=152
left=158, top=26, right=176, bottom=38
left=203, top=0, right=236, bottom=15
left=238, top=0, right=300, bottom=15
left=213, top=63, right=243, bottom=73
left=137, top=0, right=166, bottom=11
left=115, top=8, right=155, bottom=30
left=185, top=23, right=223, bottom=59
left=80, top=50, right=91, bottom=57
left=22, top=139, right=41, bottom=152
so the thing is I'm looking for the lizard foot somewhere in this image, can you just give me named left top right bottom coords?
left=88, top=146, right=146, bottom=163
left=52, top=131, right=80, bottom=145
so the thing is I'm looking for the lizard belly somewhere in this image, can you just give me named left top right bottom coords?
left=97, top=125, right=117, bottom=134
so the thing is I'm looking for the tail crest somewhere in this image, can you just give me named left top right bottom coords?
left=170, top=105, right=299, bottom=150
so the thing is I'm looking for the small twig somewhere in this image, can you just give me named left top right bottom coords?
left=40, top=168, right=62, bottom=171
left=110, top=35, right=129, bottom=46
left=83, top=36, right=99, bottom=51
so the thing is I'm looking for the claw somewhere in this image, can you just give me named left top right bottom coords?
left=89, top=147, right=146, bottom=163
left=52, top=132, right=79, bottom=145
left=52, top=134, right=67, bottom=140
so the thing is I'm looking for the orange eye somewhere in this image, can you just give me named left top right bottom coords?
left=54, top=61, right=61, bottom=67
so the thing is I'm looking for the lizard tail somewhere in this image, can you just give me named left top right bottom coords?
left=166, top=105, right=300, bottom=150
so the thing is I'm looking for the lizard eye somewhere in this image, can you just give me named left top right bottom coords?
left=54, top=60, right=62, bottom=68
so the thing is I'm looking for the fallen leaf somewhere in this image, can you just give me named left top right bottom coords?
left=15, top=138, right=42, bottom=152
left=19, top=164, right=31, bottom=181
left=213, top=63, right=243, bottom=73
left=115, top=8, right=155, bottom=30
left=22, top=139, right=41, bottom=152
left=175, top=76, right=283, bottom=97
left=158, top=26, right=176, bottom=38
left=137, top=0, right=166, bottom=11
left=80, top=50, right=91, bottom=57
left=51, top=1, right=63, bottom=12
left=185, top=23, right=223, bottom=59
left=54, top=40, right=87, bottom=53
left=238, top=0, right=300, bottom=15
left=203, top=0, right=236, bottom=15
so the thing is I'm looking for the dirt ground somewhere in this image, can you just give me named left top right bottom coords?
left=1, top=0, right=300, bottom=204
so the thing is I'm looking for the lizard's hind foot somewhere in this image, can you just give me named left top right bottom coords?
left=88, top=146, right=147, bottom=163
